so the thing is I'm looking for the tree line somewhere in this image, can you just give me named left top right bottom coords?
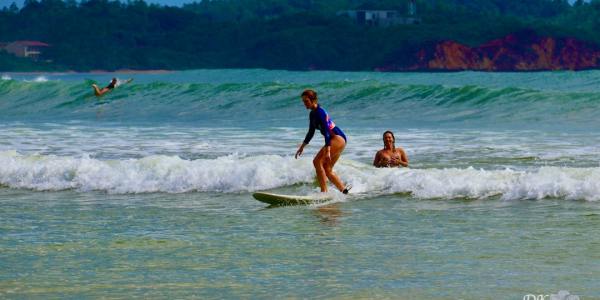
left=1, top=0, right=599, bottom=71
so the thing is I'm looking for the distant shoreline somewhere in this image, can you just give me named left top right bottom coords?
left=2, top=67, right=600, bottom=75
left=88, top=69, right=173, bottom=74
left=1, top=69, right=174, bottom=75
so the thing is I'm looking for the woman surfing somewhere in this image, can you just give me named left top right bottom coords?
left=295, top=89, right=350, bottom=194
left=91, top=78, right=133, bottom=96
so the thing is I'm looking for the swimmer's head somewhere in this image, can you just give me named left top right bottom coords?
left=383, top=130, right=395, bottom=148
left=301, top=89, right=318, bottom=109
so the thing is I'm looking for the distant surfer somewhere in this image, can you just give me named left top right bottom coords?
left=373, top=131, right=409, bottom=168
left=295, top=89, right=350, bottom=194
left=91, top=78, right=132, bottom=96
left=91, top=78, right=117, bottom=96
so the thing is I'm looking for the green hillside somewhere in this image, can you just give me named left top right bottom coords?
left=1, top=0, right=599, bottom=71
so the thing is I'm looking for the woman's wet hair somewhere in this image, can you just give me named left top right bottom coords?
left=301, top=89, right=318, bottom=102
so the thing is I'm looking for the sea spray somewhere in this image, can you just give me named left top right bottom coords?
left=339, top=165, right=600, bottom=201
left=0, top=151, right=314, bottom=193
left=2, top=150, right=600, bottom=201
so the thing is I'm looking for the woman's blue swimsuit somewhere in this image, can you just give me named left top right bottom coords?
left=303, top=105, right=346, bottom=146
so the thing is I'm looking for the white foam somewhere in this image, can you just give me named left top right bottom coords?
left=2, top=150, right=600, bottom=200
left=1, top=74, right=11, bottom=80
left=0, top=151, right=313, bottom=193
left=23, top=76, right=48, bottom=83
left=338, top=163, right=600, bottom=201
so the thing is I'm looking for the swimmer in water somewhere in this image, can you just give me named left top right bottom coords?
left=373, top=130, right=409, bottom=168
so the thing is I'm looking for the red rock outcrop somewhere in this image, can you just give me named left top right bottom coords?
left=380, top=30, right=600, bottom=71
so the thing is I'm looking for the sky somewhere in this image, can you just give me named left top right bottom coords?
left=0, top=0, right=587, bottom=10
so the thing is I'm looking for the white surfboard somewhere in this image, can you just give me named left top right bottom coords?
left=252, top=192, right=333, bottom=206
left=116, top=78, right=133, bottom=87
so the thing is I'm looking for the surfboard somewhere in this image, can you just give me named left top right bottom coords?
left=117, top=78, right=133, bottom=86
left=252, top=192, right=333, bottom=206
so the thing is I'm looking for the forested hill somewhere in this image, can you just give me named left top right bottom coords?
left=1, top=0, right=600, bottom=72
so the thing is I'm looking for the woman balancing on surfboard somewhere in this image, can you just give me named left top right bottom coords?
left=295, top=89, right=350, bottom=194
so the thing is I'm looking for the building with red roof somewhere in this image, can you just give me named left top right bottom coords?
left=4, top=40, right=50, bottom=60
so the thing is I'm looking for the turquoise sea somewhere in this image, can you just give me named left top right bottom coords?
left=1, top=70, right=599, bottom=299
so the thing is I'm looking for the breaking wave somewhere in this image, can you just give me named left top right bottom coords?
left=2, top=150, right=599, bottom=201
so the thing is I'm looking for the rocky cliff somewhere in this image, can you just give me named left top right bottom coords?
left=380, top=31, right=600, bottom=71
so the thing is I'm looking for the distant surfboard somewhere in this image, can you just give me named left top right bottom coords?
left=117, top=78, right=133, bottom=86
left=252, top=192, right=333, bottom=206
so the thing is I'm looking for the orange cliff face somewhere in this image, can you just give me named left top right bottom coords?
left=381, top=31, right=600, bottom=71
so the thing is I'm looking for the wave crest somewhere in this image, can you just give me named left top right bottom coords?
left=0, top=151, right=313, bottom=193
left=1, top=79, right=600, bottom=127
left=342, top=165, right=600, bottom=201
left=2, top=151, right=600, bottom=201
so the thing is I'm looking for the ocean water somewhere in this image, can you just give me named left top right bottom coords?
left=1, top=70, right=599, bottom=299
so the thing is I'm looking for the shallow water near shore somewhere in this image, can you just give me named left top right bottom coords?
left=1, top=69, right=600, bottom=298
left=2, top=189, right=599, bottom=298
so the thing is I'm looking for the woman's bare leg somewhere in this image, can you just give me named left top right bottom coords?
left=324, top=135, right=346, bottom=192
left=92, top=84, right=112, bottom=97
left=313, top=147, right=328, bottom=192
left=91, top=84, right=102, bottom=96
